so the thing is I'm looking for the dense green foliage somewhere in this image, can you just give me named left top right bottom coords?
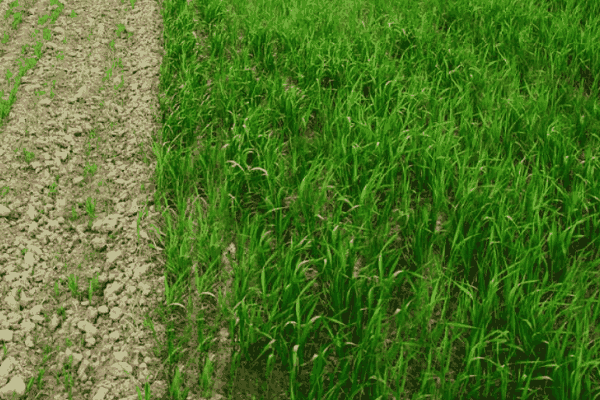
left=150, top=0, right=600, bottom=398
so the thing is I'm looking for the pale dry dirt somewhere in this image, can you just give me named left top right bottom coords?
left=0, top=0, right=237, bottom=399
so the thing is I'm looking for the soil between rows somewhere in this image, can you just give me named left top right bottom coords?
left=0, top=0, right=218, bottom=399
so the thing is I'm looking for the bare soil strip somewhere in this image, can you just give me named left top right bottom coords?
left=0, top=0, right=184, bottom=398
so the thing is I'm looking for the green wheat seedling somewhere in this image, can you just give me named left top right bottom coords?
left=83, top=162, right=97, bottom=179
left=69, top=205, right=79, bottom=221
left=14, top=146, right=35, bottom=163
left=85, top=197, right=96, bottom=226
left=66, top=273, right=80, bottom=298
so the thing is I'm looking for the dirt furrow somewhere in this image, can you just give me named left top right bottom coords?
left=0, top=0, right=178, bottom=398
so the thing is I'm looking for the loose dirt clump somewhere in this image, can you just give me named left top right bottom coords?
left=0, top=0, right=177, bottom=398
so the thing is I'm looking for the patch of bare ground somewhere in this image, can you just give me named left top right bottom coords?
left=0, top=0, right=222, bottom=398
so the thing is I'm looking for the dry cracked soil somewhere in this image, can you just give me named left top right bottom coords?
left=0, top=0, right=230, bottom=399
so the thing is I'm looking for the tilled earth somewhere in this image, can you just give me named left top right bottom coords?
left=0, top=0, right=205, bottom=398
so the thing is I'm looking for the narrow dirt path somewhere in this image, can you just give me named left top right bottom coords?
left=0, top=0, right=179, bottom=398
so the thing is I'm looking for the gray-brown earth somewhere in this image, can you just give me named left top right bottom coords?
left=0, top=0, right=208, bottom=398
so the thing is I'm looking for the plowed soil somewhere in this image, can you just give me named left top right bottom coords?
left=0, top=0, right=180, bottom=398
